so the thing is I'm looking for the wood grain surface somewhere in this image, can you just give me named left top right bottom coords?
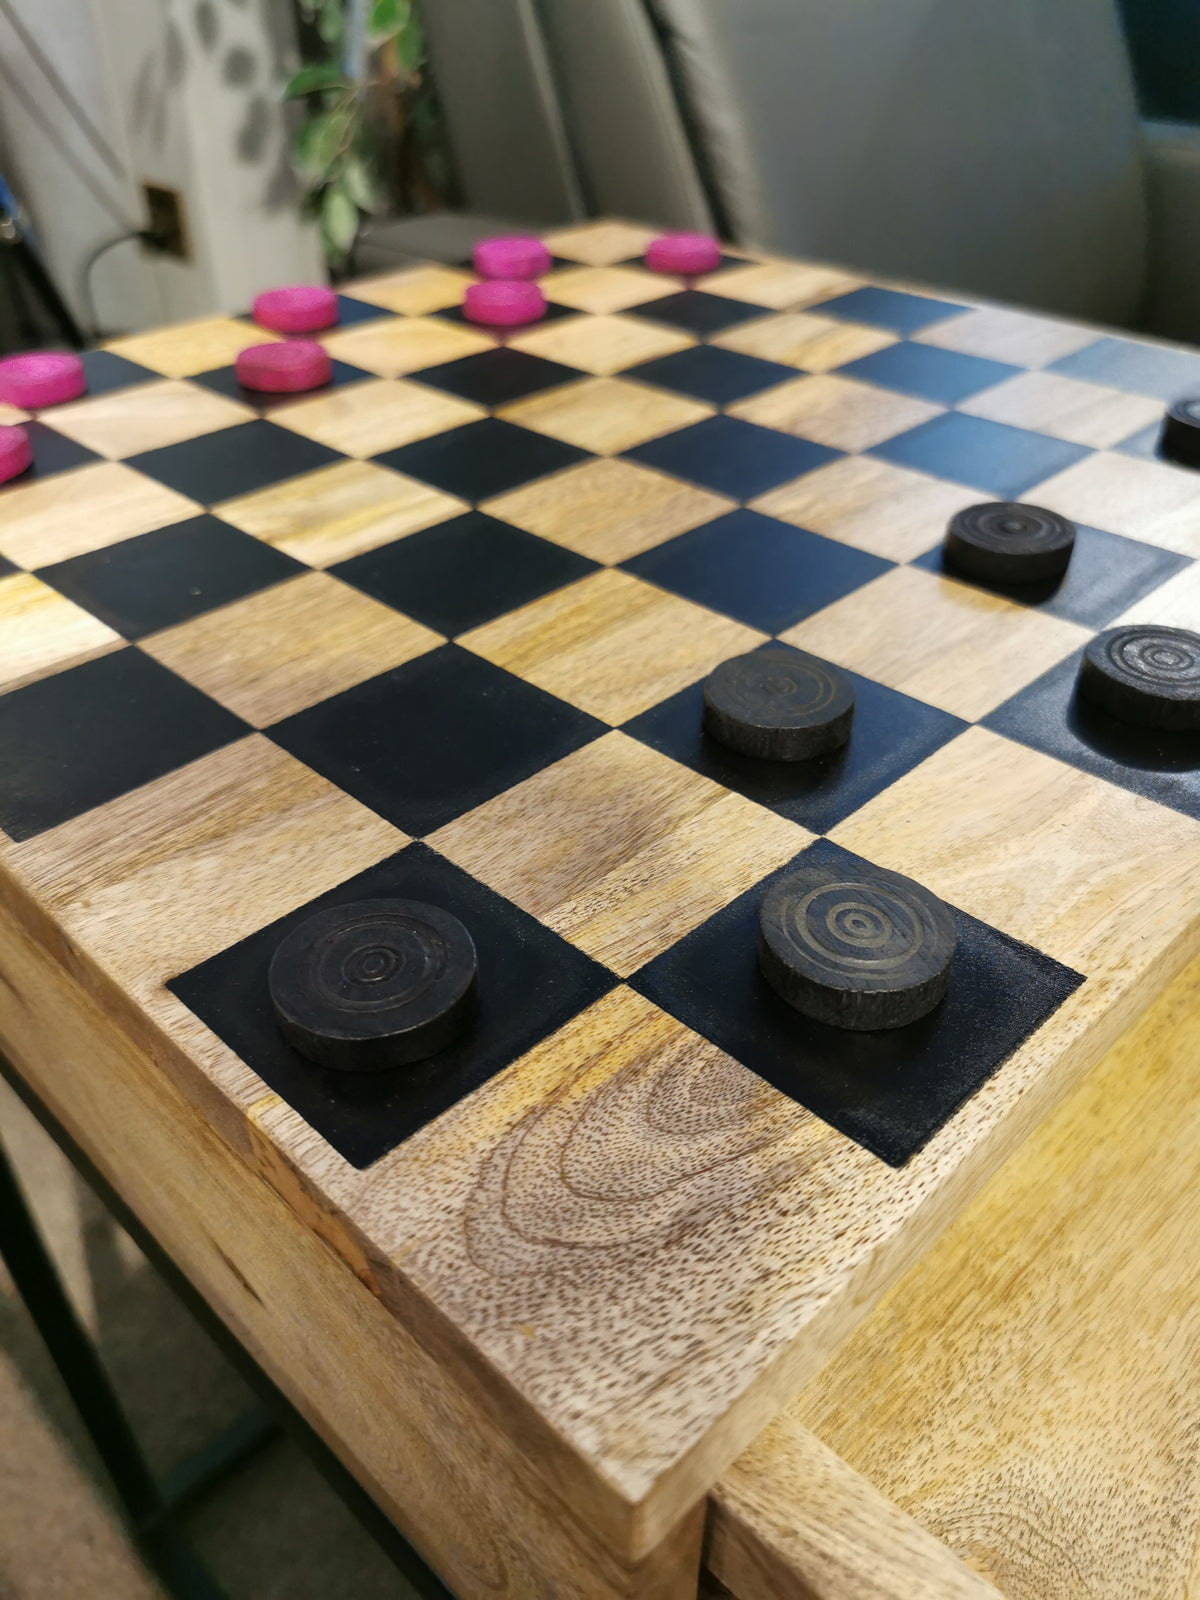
left=499, top=376, right=713, bottom=454
left=768, top=950, right=1200, bottom=1600
left=104, top=316, right=274, bottom=378
left=0, top=462, right=200, bottom=567
left=729, top=373, right=940, bottom=452
left=271, top=376, right=485, bottom=458
left=0, top=572, right=122, bottom=693
left=713, top=314, right=896, bottom=374
left=46, top=379, right=256, bottom=458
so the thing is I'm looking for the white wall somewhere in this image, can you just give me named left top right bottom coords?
left=0, top=0, right=324, bottom=337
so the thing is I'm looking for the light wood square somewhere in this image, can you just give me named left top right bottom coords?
left=498, top=377, right=712, bottom=454
left=752, top=455, right=981, bottom=562
left=9, top=735, right=405, bottom=989
left=0, top=572, right=122, bottom=693
left=1114, top=562, right=1200, bottom=629
left=712, top=311, right=896, bottom=372
left=730, top=373, right=941, bottom=452
left=696, top=261, right=863, bottom=311
left=141, top=570, right=442, bottom=727
left=508, top=313, right=694, bottom=376
left=431, top=731, right=807, bottom=976
left=1027, top=452, right=1200, bottom=557
left=320, top=315, right=493, bottom=377
left=0, top=463, right=201, bottom=567
left=45, top=379, right=256, bottom=459
left=914, top=306, right=1100, bottom=368
left=269, top=377, right=484, bottom=458
left=215, top=460, right=466, bottom=567
left=959, top=370, right=1163, bottom=449
left=483, top=457, right=732, bottom=563
left=461, top=568, right=765, bottom=724
left=0, top=402, right=29, bottom=425
left=538, top=265, right=678, bottom=315
left=542, top=220, right=660, bottom=265
left=830, top=724, right=1200, bottom=979
left=103, top=317, right=274, bottom=379
left=782, top=565, right=1090, bottom=720
left=342, top=264, right=474, bottom=316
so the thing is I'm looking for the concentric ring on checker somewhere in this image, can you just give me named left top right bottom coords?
left=703, top=645, right=855, bottom=761
left=1077, top=624, right=1200, bottom=732
left=943, top=501, right=1075, bottom=586
left=269, top=899, right=478, bottom=1072
left=759, top=860, right=957, bottom=1030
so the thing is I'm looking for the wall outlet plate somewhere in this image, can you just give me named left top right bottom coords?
left=141, top=183, right=190, bottom=259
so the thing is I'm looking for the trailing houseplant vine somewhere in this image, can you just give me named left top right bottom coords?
left=288, top=0, right=458, bottom=270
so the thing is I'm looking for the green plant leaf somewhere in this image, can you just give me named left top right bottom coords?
left=321, top=180, right=360, bottom=261
left=292, top=105, right=352, bottom=182
left=341, top=150, right=385, bottom=213
left=368, top=0, right=410, bottom=40
left=283, top=60, right=347, bottom=98
left=395, top=12, right=424, bottom=73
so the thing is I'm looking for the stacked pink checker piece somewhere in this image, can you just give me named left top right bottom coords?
left=463, top=234, right=550, bottom=327
left=645, top=231, right=722, bottom=276
left=0, top=351, right=88, bottom=485
left=237, top=283, right=338, bottom=393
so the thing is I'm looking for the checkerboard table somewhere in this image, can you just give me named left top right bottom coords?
left=2, top=218, right=1200, bottom=1597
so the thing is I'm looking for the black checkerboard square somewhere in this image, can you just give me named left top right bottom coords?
left=985, top=651, right=1200, bottom=822
left=0, top=556, right=16, bottom=578
left=835, top=341, right=1019, bottom=404
left=167, top=841, right=616, bottom=1169
left=623, top=648, right=966, bottom=835
left=1048, top=336, right=1200, bottom=401
left=622, top=509, right=891, bottom=633
left=330, top=511, right=597, bottom=636
left=627, top=289, right=770, bottom=336
left=630, top=836, right=1084, bottom=1166
left=0, top=648, right=249, bottom=842
left=10, top=422, right=99, bottom=481
left=38, top=515, right=306, bottom=638
left=126, top=420, right=345, bottom=503
left=872, top=413, right=1090, bottom=499
left=270, top=643, right=605, bottom=836
left=377, top=419, right=590, bottom=502
left=911, top=525, right=1191, bottom=630
left=411, top=348, right=584, bottom=406
left=190, top=358, right=375, bottom=412
left=815, top=286, right=968, bottom=334
left=625, top=416, right=840, bottom=500
left=623, top=345, right=797, bottom=405
left=77, top=350, right=160, bottom=397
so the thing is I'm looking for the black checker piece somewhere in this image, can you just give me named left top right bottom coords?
left=169, top=843, right=615, bottom=1169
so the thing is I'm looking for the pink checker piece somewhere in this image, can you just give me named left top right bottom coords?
left=462, top=280, right=546, bottom=327
left=473, top=236, right=551, bottom=280
left=0, top=351, right=86, bottom=409
left=645, top=232, right=723, bottom=276
left=0, top=425, right=32, bottom=485
left=235, top=340, right=332, bottom=394
left=252, top=284, right=339, bottom=333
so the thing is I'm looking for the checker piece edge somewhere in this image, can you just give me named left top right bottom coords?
left=704, top=644, right=855, bottom=761
left=943, top=501, right=1075, bottom=585
left=269, top=899, right=478, bottom=1072
left=1078, top=625, right=1200, bottom=733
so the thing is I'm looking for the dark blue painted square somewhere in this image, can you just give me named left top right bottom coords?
left=37, top=515, right=306, bottom=637
left=0, top=648, right=249, bottom=842
left=410, top=347, right=584, bottom=407
left=627, top=290, right=771, bottom=337
left=622, top=648, right=966, bottom=835
left=814, top=287, right=968, bottom=334
left=168, top=843, right=615, bottom=1169
left=77, top=350, right=160, bottom=397
left=127, top=420, right=344, bottom=503
left=836, top=341, right=1019, bottom=404
left=330, top=511, right=597, bottom=636
left=984, top=651, right=1200, bottom=821
left=1049, top=337, right=1200, bottom=401
left=623, top=345, right=797, bottom=405
left=622, top=510, right=890, bottom=633
left=0, top=422, right=99, bottom=483
left=872, top=413, right=1090, bottom=499
left=630, top=836, right=1083, bottom=1166
left=625, top=416, right=840, bottom=500
left=911, top=524, right=1191, bottom=630
left=1115, top=420, right=1164, bottom=461
left=378, top=419, right=589, bottom=502
left=270, top=643, right=605, bottom=836
left=189, top=358, right=374, bottom=412
left=332, top=292, right=393, bottom=326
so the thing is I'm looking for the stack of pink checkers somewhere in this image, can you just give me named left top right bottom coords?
left=463, top=235, right=550, bottom=327
left=0, top=351, right=88, bottom=484
left=236, top=283, right=340, bottom=394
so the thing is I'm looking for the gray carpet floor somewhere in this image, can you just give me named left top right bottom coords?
left=0, top=1077, right=421, bottom=1600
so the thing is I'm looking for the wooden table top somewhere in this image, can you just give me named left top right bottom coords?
left=1, top=218, right=1199, bottom=1586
